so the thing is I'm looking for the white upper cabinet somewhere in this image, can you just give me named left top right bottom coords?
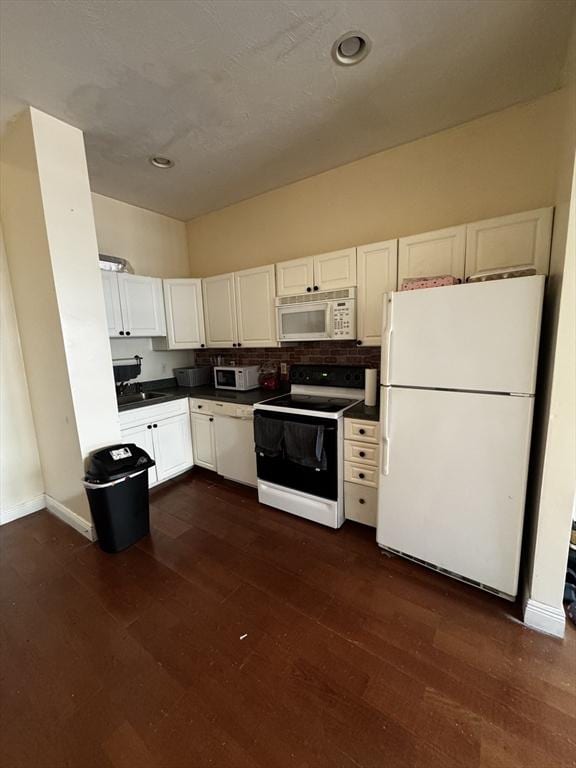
left=275, top=256, right=315, bottom=296
left=202, top=273, right=238, bottom=347
left=276, top=249, right=357, bottom=296
left=398, top=225, right=466, bottom=287
left=101, top=270, right=123, bottom=337
left=235, top=265, right=277, bottom=347
left=102, top=272, right=166, bottom=337
left=314, top=248, right=357, bottom=291
left=356, top=239, right=398, bottom=347
left=155, top=278, right=206, bottom=349
left=465, top=207, right=553, bottom=279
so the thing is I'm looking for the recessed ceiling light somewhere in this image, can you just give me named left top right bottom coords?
left=331, top=31, right=371, bottom=66
left=149, top=156, right=174, bottom=169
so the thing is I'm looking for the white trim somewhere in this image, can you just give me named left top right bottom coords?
left=523, top=598, right=566, bottom=638
left=45, top=495, right=96, bottom=541
left=0, top=494, right=45, bottom=526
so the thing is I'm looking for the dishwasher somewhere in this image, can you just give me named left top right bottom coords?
left=213, top=402, right=257, bottom=487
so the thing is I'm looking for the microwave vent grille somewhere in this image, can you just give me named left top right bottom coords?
left=276, top=287, right=355, bottom=305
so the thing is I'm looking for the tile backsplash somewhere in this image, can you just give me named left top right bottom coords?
left=195, top=341, right=380, bottom=377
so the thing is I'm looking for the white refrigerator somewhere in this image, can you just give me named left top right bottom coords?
left=377, top=275, right=545, bottom=599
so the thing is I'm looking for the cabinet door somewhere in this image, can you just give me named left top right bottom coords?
left=101, top=271, right=124, bottom=337
left=120, top=422, right=158, bottom=487
left=152, top=413, right=193, bottom=483
left=117, top=274, right=166, bottom=337
left=314, top=248, right=357, bottom=291
left=162, top=278, right=206, bottom=349
left=235, top=265, right=278, bottom=347
left=398, top=225, right=466, bottom=287
left=202, top=273, right=238, bottom=347
left=190, top=413, right=216, bottom=471
left=465, top=207, right=553, bottom=279
left=275, top=256, right=314, bottom=296
left=357, top=239, right=398, bottom=346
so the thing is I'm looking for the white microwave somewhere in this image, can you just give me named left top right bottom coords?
left=214, top=365, right=260, bottom=391
left=276, top=288, right=356, bottom=342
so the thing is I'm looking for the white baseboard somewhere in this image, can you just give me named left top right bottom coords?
left=524, top=598, right=566, bottom=638
left=0, top=494, right=46, bottom=526
left=45, top=495, right=96, bottom=541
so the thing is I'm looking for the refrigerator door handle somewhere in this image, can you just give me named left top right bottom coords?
left=381, top=293, right=394, bottom=385
left=381, top=386, right=390, bottom=476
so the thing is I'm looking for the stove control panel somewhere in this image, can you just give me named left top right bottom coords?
left=333, top=300, right=355, bottom=338
left=289, top=364, right=365, bottom=388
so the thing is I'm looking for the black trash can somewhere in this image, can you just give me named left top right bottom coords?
left=83, top=444, right=155, bottom=553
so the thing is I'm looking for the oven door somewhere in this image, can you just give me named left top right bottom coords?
left=277, top=302, right=332, bottom=341
left=255, top=410, right=338, bottom=500
left=214, top=368, right=238, bottom=389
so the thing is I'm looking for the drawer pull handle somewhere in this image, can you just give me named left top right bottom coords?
left=198, top=405, right=202, bottom=409
left=359, top=428, right=366, bottom=435
left=359, top=498, right=365, bottom=505
left=359, top=451, right=366, bottom=458
left=358, top=472, right=365, bottom=479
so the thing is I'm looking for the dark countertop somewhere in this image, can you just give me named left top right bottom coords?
left=117, top=380, right=284, bottom=412
left=344, top=400, right=380, bottom=422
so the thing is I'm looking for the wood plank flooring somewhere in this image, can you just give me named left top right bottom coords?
left=1, top=469, right=574, bottom=768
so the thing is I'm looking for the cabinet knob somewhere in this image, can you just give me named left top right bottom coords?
left=238, top=342, right=242, bottom=347
left=359, top=428, right=365, bottom=435
left=147, top=425, right=152, bottom=429
left=359, top=451, right=366, bottom=458
left=356, top=340, right=363, bottom=346
left=313, top=285, right=319, bottom=291
left=359, top=472, right=365, bottom=479
left=126, top=331, right=131, bottom=336
left=153, top=424, right=158, bottom=428
left=119, top=331, right=124, bottom=336
left=232, top=343, right=237, bottom=347
left=209, top=417, right=214, bottom=422
left=359, top=498, right=365, bottom=505
left=306, top=287, right=312, bottom=293
left=198, top=405, right=202, bottom=409
left=200, top=344, right=205, bottom=348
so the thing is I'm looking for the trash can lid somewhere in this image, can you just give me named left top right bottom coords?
left=85, top=444, right=155, bottom=483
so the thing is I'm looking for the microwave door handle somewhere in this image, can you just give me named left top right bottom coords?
left=326, top=304, right=333, bottom=338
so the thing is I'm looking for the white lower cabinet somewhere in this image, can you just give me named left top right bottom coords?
left=119, top=399, right=193, bottom=488
left=154, top=414, right=194, bottom=482
left=344, top=417, right=380, bottom=528
left=191, top=412, right=217, bottom=471
left=120, top=422, right=158, bottom=487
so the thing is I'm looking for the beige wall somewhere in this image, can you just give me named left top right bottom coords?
left=187, top=89, right=570, bottom=275
left=0, top=226, right=44, bottom=518
left=1, top=109, right=120, bottom=525
left=92, top=193, right=189, bottom=278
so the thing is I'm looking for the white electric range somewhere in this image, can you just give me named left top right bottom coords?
left=255, top=365, right=365, bottom=528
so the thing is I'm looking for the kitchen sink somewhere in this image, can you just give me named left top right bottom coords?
left=117, top=391, right=170, bottom=406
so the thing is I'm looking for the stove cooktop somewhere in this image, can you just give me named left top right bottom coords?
left=260, top=393, right=359, bottom=414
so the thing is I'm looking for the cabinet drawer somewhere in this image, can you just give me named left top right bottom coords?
left=119, top=397, right=189, bottom=428
left=344, top=440, right=379, bottom=466
left=344, top=482, right=377, bottom=527
left=344, top=462, right=379, bottom=488
left=190, top=398, right=218, bottom=414
left=344, top=419, right=380, bottom=444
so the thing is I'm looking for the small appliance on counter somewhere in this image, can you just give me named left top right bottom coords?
left=214, top=365, right=260, bottom=391
left=174, top=366, right=211, bottom=388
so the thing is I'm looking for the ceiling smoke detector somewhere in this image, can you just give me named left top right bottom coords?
left=149, top=156, right=174, bottom=169
left=331, top=31, right=371, bottom=66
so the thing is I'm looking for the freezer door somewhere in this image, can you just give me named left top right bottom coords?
left=377, top=387, right=534, bottom=597
left=381, top=276, right=544, bottom=394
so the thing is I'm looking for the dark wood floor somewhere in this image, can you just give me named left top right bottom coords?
left=1, top=470, right=574, bottom=768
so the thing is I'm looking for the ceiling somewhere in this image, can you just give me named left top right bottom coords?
left=1, top=0, right=574, bottom=221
